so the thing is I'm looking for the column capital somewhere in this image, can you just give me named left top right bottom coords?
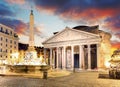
left=71, top=45, right=75, bottom=47
left=87, top=44, right=91, bottom=47
left=79, top=45, right=82, bottom=47
left=79, top=45, right=84, bottom=48
left=97, top=44, right=100, bottom=47
left=56, top=47, right=59, bottom=48
left=63, top=46, right=66, bottom=49
left=50, top=48, right=53, bottom=50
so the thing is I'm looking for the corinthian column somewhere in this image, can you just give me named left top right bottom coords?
left=79, top=45, right=82, bottom=70
left=88, top=44, right=91, bottom=70
left=50, top=48, right=52, bottom=66
left=71, top=45, right=74, bottom=70
left=63, top=46, right=66, bottom=69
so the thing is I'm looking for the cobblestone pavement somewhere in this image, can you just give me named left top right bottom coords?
left=0, top=72, right=120, bottom=87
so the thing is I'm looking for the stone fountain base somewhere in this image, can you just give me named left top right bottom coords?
left=7, top=65, right=50, bottom=73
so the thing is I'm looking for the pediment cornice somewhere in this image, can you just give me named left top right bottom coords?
left=43, top=27, right=100, bottom=44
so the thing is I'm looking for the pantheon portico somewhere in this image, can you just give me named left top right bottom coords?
left=43, top=25, right=111, bottom=70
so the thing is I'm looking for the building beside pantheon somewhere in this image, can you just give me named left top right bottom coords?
left=43, top=25, right=111, bottom=70
left=0, top=24, right=19, bottom=64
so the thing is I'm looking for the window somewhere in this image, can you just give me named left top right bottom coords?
left=10, top=31, right=12, bottom=35
left=0, top=43, right=2, bottom=46
left=6, top=39, right=8, bottom=42
left=6, top=49, right=7, bottom=52
left=10, top=45, right=12, bottom=48
left=6, top=29, right=8, bottom=34
left=14, top=41, right=16, bottom=44
left=10, top=40, right=12, bottom=43
left=1, top=37, right=2, bottom=41
left=10, top=50, right=12, bottom=53
left=6, top=29, right=8, bottom=32
left=0, top=49, right=2, bottom=52
left=1, top=27, right=3, bottom=31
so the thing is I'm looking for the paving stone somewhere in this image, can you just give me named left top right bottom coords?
left=0, top=72, right=120, bottom=87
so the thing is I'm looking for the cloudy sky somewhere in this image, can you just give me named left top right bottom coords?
left=0, top=0, right=120, bottom=49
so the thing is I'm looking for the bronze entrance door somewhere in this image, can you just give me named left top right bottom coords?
left=74, top=54, right=79, bottom=68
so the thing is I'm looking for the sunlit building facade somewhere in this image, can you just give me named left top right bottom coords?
left=0, top=24, right=19, bottom=64
left=43, top=25, right=111, bottom=70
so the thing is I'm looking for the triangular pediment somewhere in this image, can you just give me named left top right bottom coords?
left=43, top=27, right=99, bottom=44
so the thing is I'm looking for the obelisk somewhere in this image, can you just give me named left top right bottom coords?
left=28, top=10, right=35, bottom=51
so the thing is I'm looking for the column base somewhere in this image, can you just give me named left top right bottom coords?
left=62, top=66, right=67, bottom=70
left=97, top=68, right=107, bottom=72
left=78, top=68, right=83, bottom=71
left=69, top=68, right=76, bottom=72
left=55, top=67, right=59, bottom=70
left=87, top=68, right=91, bottom=71
left=62, top=67, right=66, bottom=70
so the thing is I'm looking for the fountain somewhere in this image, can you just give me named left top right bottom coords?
left=7, top=10, right=50, bottom=74
left=7, top=51, right=50, bottom=73
left=17, top=51, right=45, bottom=65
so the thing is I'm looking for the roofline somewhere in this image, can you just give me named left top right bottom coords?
left=42, top=27, right=100, bottom=44
left=70, top=28, right=99, bottom=37
left=0, top=23, right=14, bottom=31
left=42, top=27, right=68, bottom=44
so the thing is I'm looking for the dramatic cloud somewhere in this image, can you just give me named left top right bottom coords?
left=5, top=0, right=25, bottom=5
left=111, top=41, right=120, bottom=49
left=34, top=0, right=120, bottom=48
left=34, top=26, right=42, bottom=36
left=34, top=0, right=120, bottom=15
left=115, top=33, right=120, bottom=39
left=105, top=14, right=120, bottom=26
left=0, top=17, right=43, bottom=37
left=0, top=17, right=28, bottom=35
left=34, top=0, right=120, bottom=30
left=1, top=0, right=120, bottom=48
left=0, top=3, right=15, bottom=16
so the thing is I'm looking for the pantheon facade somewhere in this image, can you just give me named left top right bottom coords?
left=43, top=25, right=111, bottom=70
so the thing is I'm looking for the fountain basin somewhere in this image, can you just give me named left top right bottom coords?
left=7, top=65, right=50, bottom=73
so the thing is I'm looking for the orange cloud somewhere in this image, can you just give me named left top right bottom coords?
left=110, top=41, right=120, bottom=54
left=111, top=41, right=120, bottom=49
left=15, top=22, right=44, bottom=37
left=15, top=23, right=28, bottom=36
left=36, top=5, right=57, bottom=15
left=59, top=8, right=119, bottom=22
left=5, top=0, right=25, bottom=5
